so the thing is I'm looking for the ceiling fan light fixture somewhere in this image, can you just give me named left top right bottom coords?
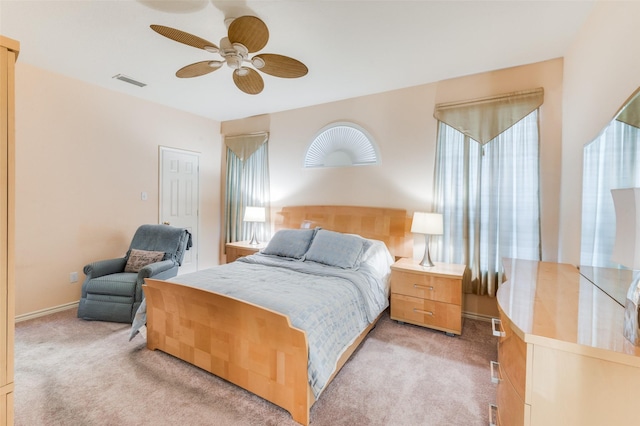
left=227, top=56, right=241, bottom=69
left=219, top=37, right=232, bottom=51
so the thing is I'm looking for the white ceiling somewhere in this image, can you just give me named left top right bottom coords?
left=0, top=0, right=595, bottom=122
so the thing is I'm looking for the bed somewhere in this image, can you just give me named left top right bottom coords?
left=139, top=206, right=412, bottom=425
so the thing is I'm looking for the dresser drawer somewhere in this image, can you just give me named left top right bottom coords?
left=390, top=293, right=462, bottom=333
left=391, top=269, right=462, bottom=304
left=497, top=309, right=527, bottom=401
left=496, top=361, right=527, bottom=426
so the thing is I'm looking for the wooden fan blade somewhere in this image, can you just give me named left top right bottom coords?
left=150, top=24, right=218, bottom=51
left=228, top=16, right=268, bottom=53
left=254, top=54, right=308, bottom=78
left=233, top=68, right=264, bottom=95
left=176, top=61, right=221, bottom=78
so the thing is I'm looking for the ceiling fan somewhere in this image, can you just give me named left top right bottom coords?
left=150, top=16, right=308, bottom=95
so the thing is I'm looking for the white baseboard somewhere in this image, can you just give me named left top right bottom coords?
left=462, top=311, right=495, bottom=322
left=15, top=301, right=79, bottom=323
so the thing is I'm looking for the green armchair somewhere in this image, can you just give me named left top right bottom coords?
left=77, top=224, right=192, bottom=323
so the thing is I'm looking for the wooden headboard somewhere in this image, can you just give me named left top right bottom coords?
left=277, top=205, right=412, bottom=259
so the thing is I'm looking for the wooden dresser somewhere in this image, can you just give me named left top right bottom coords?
left=390, top=258, right=465, bottom=335
left=1, top=35, right=18, bottom=425
left=225, top=241, right=266, bottom=263
left=493, top=259, right=640, bottom=426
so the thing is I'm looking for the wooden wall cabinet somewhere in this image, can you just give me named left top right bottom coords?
left=493, top=259, right=640, bottom=426
left=0, top=35, right=18, bottom=426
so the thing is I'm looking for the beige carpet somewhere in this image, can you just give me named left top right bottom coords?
left=14, top=308, right=497, bottom=425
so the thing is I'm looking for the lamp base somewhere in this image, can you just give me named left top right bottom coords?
left=418, top=234, right=435, bottom=268
left=248, top=231, right=260, bottom=246
left=247, top=221, right=261, bottom=245
left=418, top=253, right=435, bottom=268
left=623, top=277, right=640, bottom=345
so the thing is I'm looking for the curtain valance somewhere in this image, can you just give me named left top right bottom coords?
left=225, top=132, right=269, bottom=161
left=616, top=90, right=640, bottom=130
left=433, top=88, right=544, bottom=145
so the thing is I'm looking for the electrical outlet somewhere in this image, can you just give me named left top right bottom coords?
left=70, top=272, right=78, bottom=283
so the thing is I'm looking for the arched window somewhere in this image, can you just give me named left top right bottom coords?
left=304, top=122, right=380, bottom=168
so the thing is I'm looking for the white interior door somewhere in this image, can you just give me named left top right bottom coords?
left=160, top=147, right=199, bottom=274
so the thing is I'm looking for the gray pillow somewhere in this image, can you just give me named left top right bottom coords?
left=261, top=228, right=316, bottom=259
left=304, top=230, right=370, bottom=269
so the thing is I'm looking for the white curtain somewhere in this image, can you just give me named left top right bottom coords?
left=224, top=133, right=271, bottom=245
left=581, top=120, right=640, bottom=267
left=433, top=110, right=541, bottom=296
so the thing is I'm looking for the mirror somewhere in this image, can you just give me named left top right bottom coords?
left=580, top=88, right=640, bottom=306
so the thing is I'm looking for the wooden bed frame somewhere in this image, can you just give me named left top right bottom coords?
left=143, top=206, right=412, bottom=425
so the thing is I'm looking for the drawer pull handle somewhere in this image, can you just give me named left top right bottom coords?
left=413, top=284, right=434, bottom=291
left=413, top=308, right=433, bottom=316
left=490, top=361, right=502, bottom=384
left=491, top=318, right=505, bottom=337
left=489, top=404, right=498, bottom=426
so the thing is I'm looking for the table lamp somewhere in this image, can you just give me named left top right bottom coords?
left=411, top=212, right=443, bottom=267
left=611, top=188, right=640, bottom=345
left=243, top=206, right=266, bottom=245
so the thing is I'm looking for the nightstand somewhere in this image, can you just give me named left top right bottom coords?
left=390, top=258, right=466, bottom=335
left=225, top=241, right=266, bottom=263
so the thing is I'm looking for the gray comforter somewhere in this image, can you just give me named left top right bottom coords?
left=131, top=253, right=389, bottom=398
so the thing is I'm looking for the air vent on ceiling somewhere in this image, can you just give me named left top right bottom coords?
left=112, top=74, right=147, bottom=88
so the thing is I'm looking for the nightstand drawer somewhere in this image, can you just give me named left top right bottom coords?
left=225, top=241, right=265, bottom=263
left=227, top=247, right=257, bottom=262
left=390, top=294, right=462, bottom=333
left=391, top=269, right=462, bottom=304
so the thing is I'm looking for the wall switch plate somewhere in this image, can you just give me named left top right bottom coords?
left=141, top=192, right=148, bottom=201
left=70, top=272, right=78, bottom=283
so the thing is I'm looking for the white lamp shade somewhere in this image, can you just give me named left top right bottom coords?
left=243, top=206, right=266, bottom=223
left=612, top=188, right=640, bottom=269
left=411, top=212, right=443, bottom=235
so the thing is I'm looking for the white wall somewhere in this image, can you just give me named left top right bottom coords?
left=14, top=63, right=221, bottom=316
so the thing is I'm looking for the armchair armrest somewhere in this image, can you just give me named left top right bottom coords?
left=83, top=258, right=127, bottom=279
left=136, top=259, right=176, bottom=281
left=135, top=259, right=178, bottom=302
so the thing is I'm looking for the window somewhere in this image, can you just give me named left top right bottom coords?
left=432, top=90, right=542, bottom=296
left=224, top=132, right=270, bottom=244
left=304, top=122, right=379, bottom=168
